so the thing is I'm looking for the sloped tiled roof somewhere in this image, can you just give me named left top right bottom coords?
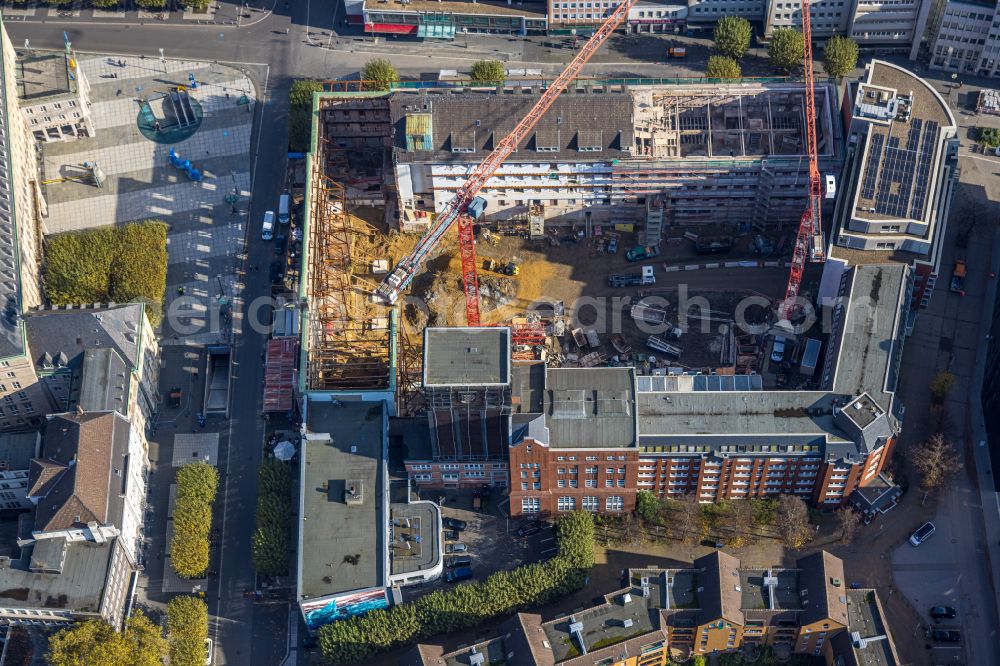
left=27, top=412, right=130, bottom=533
left=694, top=550, right=744, bottom=626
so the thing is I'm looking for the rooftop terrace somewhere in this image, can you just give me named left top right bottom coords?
left=738, top=569, right=802, bottom=611
left=853, top=61, right=954, bottom=223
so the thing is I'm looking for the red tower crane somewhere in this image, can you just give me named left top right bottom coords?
left=375, top=0, right=635, bottom=326
left=778, top=0, right=826, bottom=323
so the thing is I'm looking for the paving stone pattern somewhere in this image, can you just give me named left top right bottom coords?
left=39, top=55, right=256, bottom=344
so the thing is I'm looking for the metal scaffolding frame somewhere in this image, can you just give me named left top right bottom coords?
left=305, top=149, right=392, bottom=392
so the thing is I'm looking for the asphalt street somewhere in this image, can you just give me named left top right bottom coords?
left=6, top=5, right=1000, bottom=665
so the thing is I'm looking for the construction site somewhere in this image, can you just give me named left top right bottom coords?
left=298, top=78, right=843, bottom=412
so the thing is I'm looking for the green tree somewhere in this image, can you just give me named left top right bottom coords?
left=361, top=59, right=399, bottom=92
left=91, top=0, right=124, bottom=8
left=977, top=127, right=1000, bottom=148
left=135, top=0, right=167, bottom=8
left=768, top=28, right=805, bottom=73
left=48, top=612, right=166, bottom=666
left=252, top=460, right=292, bottom=576
left=692, top=656, right=708, bottom=666
left=318, top=511, right=595, bottom=664
left=823, top=35, right=859, bottom=79
left=168, top=596, right=209, bottom=666
left=289, top=79, right=323, bottom=153
left=706, top=55, right=742, bottom=79
left=714, top=16, right=753, bottom=60
left=470, top=60, right=507, bottom=85
left=44, top=222, right=167, bottom=325
left=635, top=490, right=662, bottom=525
left=170, top=461, right=219, bottom=578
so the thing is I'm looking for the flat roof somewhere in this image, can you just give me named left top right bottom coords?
left=853, top=61, right=954, bottom=223
left=0, top=432, right=39, bottom=471
left=845, top=589, right=898, bottom=666
left=299, top=400, right=385, bottom=600
left=16, top=53, right=74, bottom=103
left=830, top=264, right=908, bottom=403
left=544, top=367, right=637, bottom=449
left=423, top=327, right=511, bottom=386
left=738, top=569, right=802, bottom=611
left=389, top=502, right=439, bottom=577
left=0, top=538, right=116, bottom=612
left=543, top=582, right=662, bottom=662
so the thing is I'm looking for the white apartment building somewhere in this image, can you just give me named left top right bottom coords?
left=924, top=0, right=1000, bottom=77
left=764, top=0, right=930, bottom=52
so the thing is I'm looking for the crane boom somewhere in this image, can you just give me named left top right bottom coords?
left=375, top=0, right=634, bottom=305
left=778, top=0, right=826, bottom=322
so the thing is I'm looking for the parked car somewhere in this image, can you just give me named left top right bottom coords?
left=446, top=543, right=468, bottom=554
left=204, top=638, right=213, bottom=665
left=443, top=529, right=459, bottom=541
left=275, top=235, right=287, bottom=255
left=930, top=606, right=957, bottom=620
left=517, top=526, right=541, bottom=538
left=445, top=555, right=472, bottom=568
left=446, top=567, right=473, bottom=583
left=261, top=211, right=275, bottom=240
left=443, top=517, right=467, bottom=531
left=607, top=237, right=618, bottom=254
left=909, top=521, right=936, bottom=546
left=771, top=335, right=787, bottom=363
left=269, top=261, right=283, bottom=284
left=931, top=629, right=961, bottom=642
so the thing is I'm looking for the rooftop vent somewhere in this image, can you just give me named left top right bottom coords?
left=345, top=480, right=364, bottom=505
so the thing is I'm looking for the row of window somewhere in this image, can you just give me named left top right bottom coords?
left=521, top=496, right=623, bottom=513
left=409, top=463, right=489, bottom=471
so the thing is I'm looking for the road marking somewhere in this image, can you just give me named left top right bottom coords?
left=540, top=537, right=555, bottom=544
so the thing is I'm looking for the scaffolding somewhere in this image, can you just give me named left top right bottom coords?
left=305, top=149, right=393, bottom=392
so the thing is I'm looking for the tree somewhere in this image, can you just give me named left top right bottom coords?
left=289, top=79, right=323, bottom=153
left=170, top=461, right=219, bottom=578
left=768, top=29, right=805, bottom=73
left=361, top=59, right=399, bottom=92
left=470, top=60, right=506, bottom=85
left=912, top=433, right=960, bottom=498
left=836, top=507, right=859, bottom=544
left=168, top=596, right=209, bottom=666
left=692, top=656, right=708, bottom=666
left=635, top=490, right=663, bottom=525
left=977, top=127, right=1000, bottom=148
left=775, top=494, right=812, bottom=548
left=665, top=496, right=700, bottom=543
left=318, top=511, right=595, bottom=664
left=44, top=222, right=168, bottom=326
left=823, top=35, right=859, bottom=79
left=706, top=56, right=742, bottom=79
left=714, top=16, right=752, bottom=60
left=91, top=0, right=124, bottom=7
left=721, top=500, right=755, bottom=547
left=135, top=0, right=167, bottom=8
left=930, top=371, right=955, bottom=405
left=252, top=460, right=293, bottom=575
left=48, top=611, right=166, bottom=666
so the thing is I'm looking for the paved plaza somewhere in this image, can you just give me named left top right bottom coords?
left=39, top=55, right=256, bottom=343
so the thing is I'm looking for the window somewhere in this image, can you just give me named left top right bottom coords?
left=569, top=479, right=578, bottom=488
left=557, top=496, right=576, bottom=511
left=558, top=479, right=566, bottom=488
left=617, top=467, right=626, bottom=475
left=463, top=471, right=485, bottom=478
left=582, top=496, right=599, bottom=511
left=442, top=473, right=459, bottom=481
left=413, top=473, right=432, bottom=481
left=4, top=372, right=12, bottom=378
left=522, top=497, right=540, bottom=513
left=464, top=463, right=484, bottom=470
left=410, top=464, right=432, bottom=471
left=606, top=496, right=624, bottom=511
left=521, top=482, right=528, bottom=490
left=11, top=383, right=20, bottom=390
left=586, top=479, right=597, bottom=487
left=606, top=479, right=614, bottom=487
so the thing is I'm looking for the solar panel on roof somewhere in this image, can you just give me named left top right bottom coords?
left=911, top=120, right=939, bottom=220
left=861, top=133, right=884, bottom=200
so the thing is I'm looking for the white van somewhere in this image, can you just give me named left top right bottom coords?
left=278, top=194, right=291, bottom=225
left=261, top=211, right=275, bottom=240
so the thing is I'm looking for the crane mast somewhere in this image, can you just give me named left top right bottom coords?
left=374, top=0, right=635, bottom=307
left=779, top=0, right=826, bottom=323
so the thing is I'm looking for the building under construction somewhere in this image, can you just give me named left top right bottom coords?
left=300, top=111, right=395, bottom=396
left=315, top=80, right=840, bottom=241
